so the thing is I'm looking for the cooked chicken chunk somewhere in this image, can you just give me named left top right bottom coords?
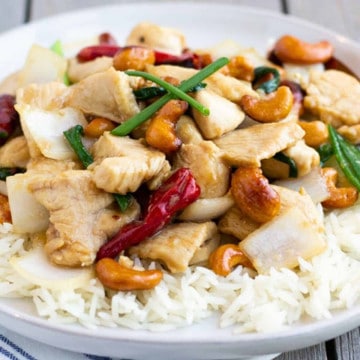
left=283, top=140, right=320, bottom=177
left=337, top=124, right=360, bottom=144
left=218, top=206, right=260, bottom=241
left=239, top=186, right=326, bottom=273
left=67, top=56, right=113, bottom=83
left=173, top=140, right=230, bottom=198
left=146, top=64, right=258, bottom=102
left=66, top=67, right=140, bottom=123
left=129, top=221, right=218, bottom=273
left=126, top=22, right=186, bottom=55
left=90, top=132, right=167, bottom=194
left=7, top=157, right=81, bottom=234
left=0, top=136, right=30, bottom=168
left=176, top=115, right=203, bottom=144
left=192, top=90, right=245, bottom=139
left=214, top=122, right=305, bottom=167
left=29, top=170, right=119, bottom=267
left=304, top=70, right=360, bottom=127
left=94, top=202, right=140, bottom=239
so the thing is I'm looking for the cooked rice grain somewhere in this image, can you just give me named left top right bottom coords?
left=0, top=203, right=360, bottom=333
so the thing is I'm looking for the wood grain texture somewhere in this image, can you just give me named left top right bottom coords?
left=0, top=0, right=27, bottom=32
left=335, top=328, right=360, bottom=360
left=275, top=343, right=328, bottom=360
left=287, top=0, right=348, bottom=35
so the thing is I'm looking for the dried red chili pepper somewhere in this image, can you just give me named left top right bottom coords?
left=96, top=168, right=201, bottom=260
left=0, top=94, right=19, bottom=145
left=98, top=32, right=118, bottom=46
left=77, top=44, right=197, bottom=67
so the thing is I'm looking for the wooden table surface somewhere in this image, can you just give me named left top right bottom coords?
left=0, top=0, right=359, bottom=359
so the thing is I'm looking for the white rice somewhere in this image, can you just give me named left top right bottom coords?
left=1, top=202, right=360, bottom=333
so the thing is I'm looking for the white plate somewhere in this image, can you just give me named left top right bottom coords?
left=1, top=2, right=360, bottom=360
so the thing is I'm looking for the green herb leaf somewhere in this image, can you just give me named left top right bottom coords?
left=253, top=66, right=280, bottom=94
left=63, top=125, right=94, bottom=168
left=111, top=57, right=229, bottom=136
left=274, top=152, right=298, bottom=178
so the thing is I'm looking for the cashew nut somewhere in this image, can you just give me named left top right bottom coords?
left=223, top=56, right=254, bottom=82
left=298, top=120, right=329, bottom=148
left=113, top=47, right=155, bottom=71
left=321, top=167, right=358, bottom=209
left=273, top=35, right=334, bottom=64
left=84, top=118, right=116, bottom=138
left=209, top=244, right=253, bottom=276
left=146, top=99, right=188, bottom=153
left=0, top=194, right=11, bottom=224
left=231, top=167, right=281, bottom=223
left=239, top=85, right=293, bottom=123
left=95, top=257, right=163, bottom=291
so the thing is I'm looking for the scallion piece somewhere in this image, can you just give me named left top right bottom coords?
left=133, top=82, right=206, bottom=101
left=328, top=125, right=360, bottom=190
left=63, top=125, right=94, bottom=168
left=50, top=40, right=70, bottom=86
left=111, top=57, right=229, bottom=136
left=0, top=167, right=25, bottom=181
left=114, top=193, right=132, bottom=212
left=274, top=152, right=298, bottom=178
left=253, top=66, right=280, bottom=94
left=125, top=70, right=209, bottom=115
left=317, top=143, right=334, bottom=166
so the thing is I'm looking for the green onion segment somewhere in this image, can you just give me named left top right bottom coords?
left=111, top=57, right=229, bottom=136
left=253, top=66, right=280, bottom=94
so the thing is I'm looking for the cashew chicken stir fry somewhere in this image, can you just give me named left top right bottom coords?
left=1, top=23, right=360, bottom=292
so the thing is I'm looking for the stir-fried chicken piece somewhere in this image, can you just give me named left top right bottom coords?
left=283, top=140, right=320, bottom=177
left=129, top=221, right=218, bottom=273
left=146, top=64, right=258, bottom=102
left=173, top=140, right=230, bottom=198
left=67, top=56, right=113, bottom=83
left=0, top=136, right=30, bottom=168
left=28, top=169, right=137, bottom=267
left=218, top=206, right=260, bottom=241
left=90, top=132, right=167, bottom=194
left=262, top=139, right=320, bottom=179
left=192, top=90, right=245, bottom=139
left=126, top=22, right=186, bottom=55
left=7, top=157, right=81, bottom=234
left=239, top=186, right=326, bottom=273
left=66, top=67, right=140, bottom=123
left=176, top=115, right=203, bottom=144
left=214, top=122, right=305, bottom=167
left=304, top=70, right=360, bottom=127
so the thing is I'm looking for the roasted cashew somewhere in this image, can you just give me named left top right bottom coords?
left=231, top=167, right=281, bottom=223
left=0, top=194, right=11, bottom=224
left=223, top=56, right=254, bottom=82
left=239, top=86, right=293, bottom=123
left=146, top=99, right=188, bottom=153
left=113, top=47, right=155, bottom=71
left=273, top=35, right=334, bottom=64
left=298, top=120, right=328, bottom=148
left=209, top=244, right=253, bottom=276
left=321, top=167, right=358, bottom=209
left=95, top=257, right=163, bottom=291
left=84, top=118, right=116, bottom=138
